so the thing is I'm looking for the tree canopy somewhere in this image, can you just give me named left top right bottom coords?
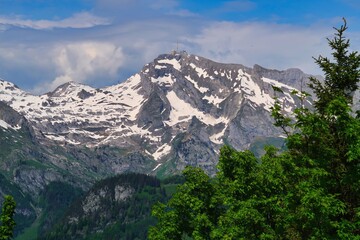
left=149, top=19, right=360, bottom=239
left=0, top=195, right=16, bottom=240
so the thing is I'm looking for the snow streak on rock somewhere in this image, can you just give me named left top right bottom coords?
left=0, top=52, right=312, bottom=168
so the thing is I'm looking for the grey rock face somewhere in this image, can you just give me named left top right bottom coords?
left=0, top=53, right=317, bottom=177
left=14, top=168, right=65, bottom=196
left=0, top=101, right=36, bottom=140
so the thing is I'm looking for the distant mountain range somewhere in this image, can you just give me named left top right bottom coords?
left=0, top=51, right=317, bottom=236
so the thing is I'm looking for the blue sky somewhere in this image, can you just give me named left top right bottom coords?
left=0, top=0, right=359, bottom=93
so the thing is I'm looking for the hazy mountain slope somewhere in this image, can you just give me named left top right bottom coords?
left=42, top=173, right=175, bottom=240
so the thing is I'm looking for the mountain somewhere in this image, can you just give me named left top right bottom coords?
left=41, top=173, right=178, bottom=240
left=0, top=51, right=312, bottom=175
left=0, top=52, right=315, bottom=236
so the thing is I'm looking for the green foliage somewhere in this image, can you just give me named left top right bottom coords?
left=149, top=167, right=219, bottom=240
left=43, top=173, right=176, bottom=240
left=248, top=137, right=286, bottom=158
left=37, top=182, right=84, bottom=238
left=309, top=18, right=360, bottom=114
left=0, top=174, right=36, bottom=238
left=150, top=19, right=360, bottom=239
left=0, top=195, right=16, bottom=240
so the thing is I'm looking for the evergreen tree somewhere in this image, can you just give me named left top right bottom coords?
left=282, top=17, right=360, bottom=237
left=309, top=18, right=360, bottom=113
left=149, top=19, right=360, bottom=239
left=0, top=195, right=16, bottom=240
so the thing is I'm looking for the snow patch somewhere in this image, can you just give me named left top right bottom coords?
left=165, top=91, right=228, bottom=126
left=153, top=143, right=172, bottom=160
left=0, top=119, right=20, bottom=130
left=152, top=163, right=162, bottom=171
left=236, top=70, right=274, bottom=111
left=184, top=75, right=209, bottom=93
left=203, top=95, right=225, bottom=107
left=45, top=134, right=81, bottom=145
left=155, top=65, right=167, bottom=69
left=262, top=77, right=296, bottom=91
left=151, top=75, right=175, bottom=86
left=158, top=59, right=181, bottom=71
left=0, top=120, right=10, bottom=129
left=262, top=77, right=296, bottom=112
left=189, top=63, right=209, bottom=78
left=209, top=126, right=227, bottom=144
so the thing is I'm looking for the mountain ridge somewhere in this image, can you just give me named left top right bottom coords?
left=0, top=52, right=313, bottom=174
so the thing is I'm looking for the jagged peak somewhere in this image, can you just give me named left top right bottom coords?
left=158, top=50, right=190, bottom=59
left=47, top=81, right=95, bottom=98
left=52, top=81, right=84, bottom=90
left=253, top=64, right=305, bottom=75
left=0, top=79, right=21, bottom=90
left=0, top=79, right=28, bottom=98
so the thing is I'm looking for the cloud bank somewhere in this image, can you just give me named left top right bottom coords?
left=0, top=12, right=109, bottom=30
left=0, top=1, right=358, bottom=94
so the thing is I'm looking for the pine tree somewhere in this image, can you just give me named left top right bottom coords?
left=309, top=18, right=360, bottom=113
left=282, top=17, right=360, bottom=237
left=0, top=195, right=16, bottom=240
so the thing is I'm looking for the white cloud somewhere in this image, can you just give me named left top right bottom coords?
left=0, top=41, right=125, bottom=94
left=0, top=7, right=359, bottom=95
left=35, top=42, right=124, bottom=93
left=185, top=21, right=333, bottom=75
left=0, top=12, right=110, bottom=29
left=0, top=18, right=189, bottom=93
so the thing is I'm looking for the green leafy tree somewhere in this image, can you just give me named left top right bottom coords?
left=149, top=167, right=219, bottom=240
left=149, top=18, right=360, bottom=239
left=0, top=195, right=16, bottom=240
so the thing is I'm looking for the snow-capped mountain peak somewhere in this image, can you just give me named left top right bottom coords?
left=0, top=53, right=313, bottom=173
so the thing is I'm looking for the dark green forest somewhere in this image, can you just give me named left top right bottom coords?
left=41, top=173, right=183, bottom=240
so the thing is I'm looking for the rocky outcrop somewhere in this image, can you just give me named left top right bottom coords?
left=0, top=101, right=37, bottom=142
left=0, top=52, right=316, bottom=177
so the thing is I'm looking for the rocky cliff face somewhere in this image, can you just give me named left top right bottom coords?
left=0, top=52, right=314, bottom=180
left=41, top=173, right=165, bottom=240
